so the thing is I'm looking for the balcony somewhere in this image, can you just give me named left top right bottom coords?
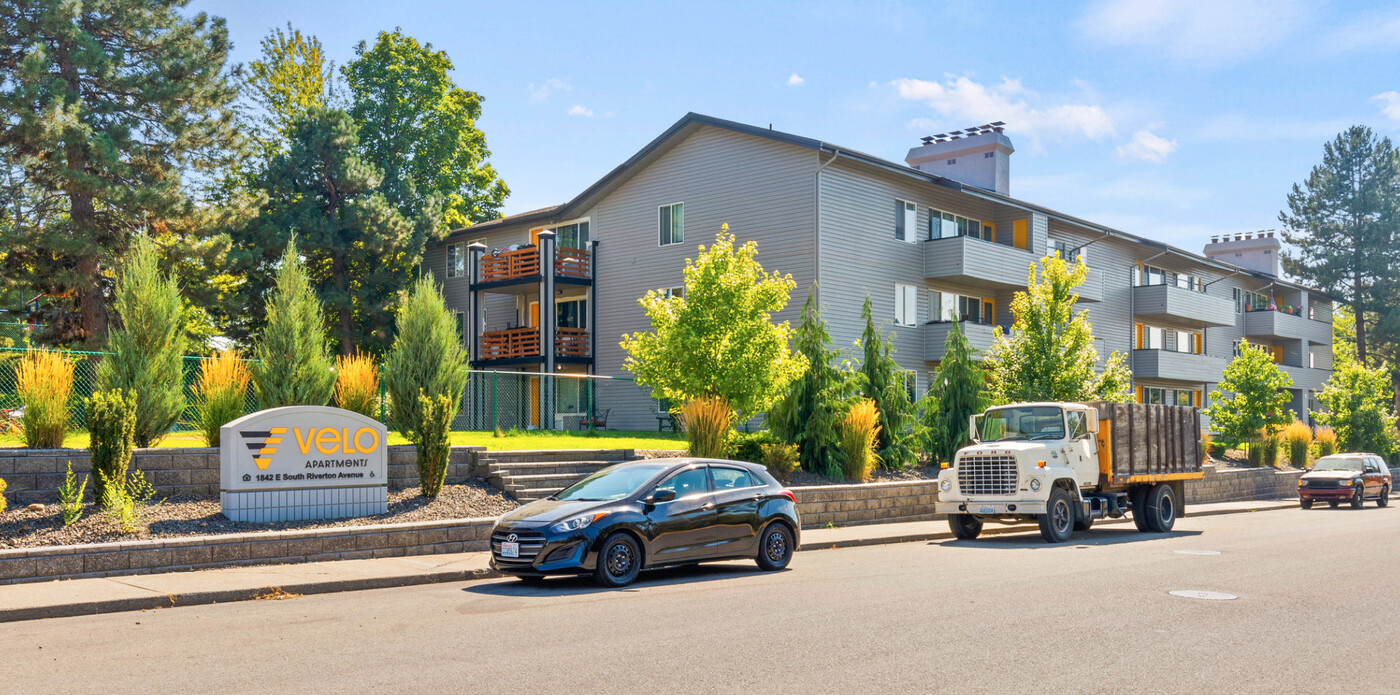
left=474, top=246, right=592, bottom=290
left=1280, top=364, right=1330, bottom=393
left=1243, top=309, right=1331, bottom=343
left=1132, top=349, right=1228, bottom=384
left=477, top=327, right=592, bottom=365
left=1132, top=284, right=1235, bottom=328
left=923, top=236, right=1038, bottom=292
left=924, top=321, right=1002, bottom=362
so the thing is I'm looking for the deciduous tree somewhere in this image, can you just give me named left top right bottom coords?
left=1314, top=355, right=1398, bottom=455
left=1203, top=340, right=1294, bottom=451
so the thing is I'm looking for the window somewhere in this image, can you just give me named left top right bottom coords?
left=551, top=221, right=590, bottom=249
left=929, top=291, right=993, bottom=324
left=659, top=203, right=684, bottom=246
left=1049, top=239, right=1084, bottom=265
left=928, top=207, right=981, bottom=241
left=1135, top=264, right=1203, bottom=291
left=1238, top=289, right=1269, bottom=311
left=659, top=286, right=684, bottom=299
left=1136, top=324, right=1201, bottom=354
left=1310, top=351, right=1316, bottom=369
left=452, top=311, right=466, bottom=343
left=1066, top=411, right=1089, bottom=440
left=1233, top=340, right=1243, bottom=357
left=446, top=242, right=465, bottom=278
left=557, top=299, right=587, bottom=329
left=896, top=200, right=917, bottom=242
left=653, top=467, right=709, bottom=499
left=903, top=371, right=917, bottom=403
left=895, top=284, right=918, bottom=326
left=711, top=467, right=756, bottom=490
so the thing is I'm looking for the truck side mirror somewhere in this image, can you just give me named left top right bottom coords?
left=1087, top=412, right=1100, bottom=434
left=969, top=414, right=982, bottom=443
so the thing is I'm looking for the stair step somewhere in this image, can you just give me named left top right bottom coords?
left=487, top=449, right=633, bottom=463
left=488, top=462, right=613, bottom=476
left=512, top=486, right=566, bottom=502
left=503, top=472, right=594, bottom=485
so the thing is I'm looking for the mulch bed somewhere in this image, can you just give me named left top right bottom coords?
left=0, top=480, right=519, bottom=550
left=787, top=464, right=940, bottom=487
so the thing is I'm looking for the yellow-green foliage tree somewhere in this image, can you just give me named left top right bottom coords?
left=1203, top=340, right=1294, bottom=451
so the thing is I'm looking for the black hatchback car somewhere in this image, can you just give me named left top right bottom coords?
left=489, top=458, right=800, bottom=587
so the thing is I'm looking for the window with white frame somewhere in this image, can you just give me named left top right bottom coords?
left=659, top=286, right=684, bottom=299
left=1135, top=264, right=1203, bottom=292
left=1049, top=239, right=1084, bottom=265
left=446, top=242, right=466, bottom=278
left=894, top=284, right=918, bottom=326
left=927, top=207, right=982, bottom=241
left=928, top=290, right=994, bottom=325
left=902, top=371, right=917, bottom=403
left=659, top=203, right=684, bottom=246
left=895, top=200, right=917, bottom=242
left=1137, top=324, right=1201, bottom=353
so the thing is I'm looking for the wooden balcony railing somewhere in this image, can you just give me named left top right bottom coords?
left=478, top=326, right=591, bottom=360
left=480, top=247, right=541, bottom=283
left=555, top=247, right=591, bottom=279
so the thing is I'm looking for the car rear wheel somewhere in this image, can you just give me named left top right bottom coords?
left=1038, top=487, right=1074, bottom=543
left=1379, top=486, right=1391, bottom=508
left=593, top=532, right=642, bottom=588
left=1351, top=486, right=1365, bottom=509
left=949, top=513, right=983, bottom=540
left=1143, top=483, right=1177, bottom=533
left=1299, top=498, right=1313, bottom=509
left=756, top=522, right=794, bottom=571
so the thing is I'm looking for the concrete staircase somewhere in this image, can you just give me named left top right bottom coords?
left=482, top=449, right=640, bottom=502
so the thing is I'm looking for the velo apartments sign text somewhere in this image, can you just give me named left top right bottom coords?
left=220, top=406, right=388, bottom=523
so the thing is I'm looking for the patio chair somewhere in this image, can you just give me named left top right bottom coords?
left=655, top=399, right=679, bottom=432
left=579, top=408, right=610, bottom=430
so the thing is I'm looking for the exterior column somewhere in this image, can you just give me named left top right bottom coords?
left=467, top=242, right=486, bottom=366
left=588, top=239, right=598, bottom=376
left=538, top=231, right=557, bottom=429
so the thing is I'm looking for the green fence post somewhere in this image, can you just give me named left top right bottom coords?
left=587, top=378, right=594, bottom=432
left=378, top=364, right=386, bottom=423
left=491, top=370, right=498, bottom=432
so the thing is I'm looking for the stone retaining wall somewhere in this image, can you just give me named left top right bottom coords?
left=0, top=518, right=496, bottom=585
left=1184, top=466, right=1303, bottom=504
left=793, top=480, right=940, bottom=528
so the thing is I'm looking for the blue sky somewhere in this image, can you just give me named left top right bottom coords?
left=198, top=0, right=1400, bottom=252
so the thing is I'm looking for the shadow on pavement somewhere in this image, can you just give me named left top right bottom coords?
left=932, top=527, right=1202, bottom=549
left=463, top=562, right=778, bottom=597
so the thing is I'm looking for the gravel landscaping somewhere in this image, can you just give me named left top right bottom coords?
left=0, top=481, right=519, bottom=550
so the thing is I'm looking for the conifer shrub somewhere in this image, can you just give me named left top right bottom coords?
left=681, top=396, right=733, bottom=459
left=759, top=442, right=799, bottom=482
left=1314, top=427, right=1337, bottom=458
left=382, top=277, right=468, bottom=440
left=88, top=389, right=137, bottom=509
left=839, top=399, right=881, bottom=482
left=251, top=238, right=337, bottom=409
left=728, top=430, right=781, bottom=463
left=17, top=348, right=73, bottom=449
left=195, top=350, right=251, bottom=447
left=96, top=237, right=186, bottom=447
left=415, top=393, right=453, bottom=497
left=57, top=462, right=87, bottom=525
left=335, top=352, right=380, bottom=418
left=1282, top=420, right=1313, bottom=469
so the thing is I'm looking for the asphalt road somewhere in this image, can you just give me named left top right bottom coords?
left=5, top=504, right=1400, bottom=694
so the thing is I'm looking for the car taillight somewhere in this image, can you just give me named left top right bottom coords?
left=778, top=490, right=796, bottom=503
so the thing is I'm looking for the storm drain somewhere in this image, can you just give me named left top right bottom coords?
left=1169, top=590, right=1237, bottom=600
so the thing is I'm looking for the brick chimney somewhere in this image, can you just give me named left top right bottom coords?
left=905, top=122, right=1014, bottom=195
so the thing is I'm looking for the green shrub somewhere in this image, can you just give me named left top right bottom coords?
left=96, top=237, right=187, bottom=447
left=382, top=277, right=469, bottom=441
left=728, top=430, right=780, bottom=463
left=88, top=389, right=137, bottom=509
left=681, top=396, right=733, bottom=459
left=251, top=238, right=337, bottom=409
left=57, top=462, right=86, bottom=525
left=759, top=442, right=799, bottom=482
left=415, top=393, right=453, bottom=498
left=100, top=468, right=157, bottom=533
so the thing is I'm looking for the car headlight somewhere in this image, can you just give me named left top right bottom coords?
left=550, top=512, right=607, bottom=534
left=1029, top=478, right=1042, bottom=492
left=939, top=478, right=952, bottom=492
left=1298, top=479, right=1306, bottom=487
left=1339, top=479, right=1354, bottom=487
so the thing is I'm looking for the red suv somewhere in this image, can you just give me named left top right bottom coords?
left=1298, top=454, right=1392, bottom=509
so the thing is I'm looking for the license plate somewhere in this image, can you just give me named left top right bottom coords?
left=978, top=505, right=996, bottom=514
left=500, top=542, right=520, bottom=558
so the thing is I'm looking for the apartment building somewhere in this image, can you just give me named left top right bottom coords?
left=424, top=113, right=1333, bottom=431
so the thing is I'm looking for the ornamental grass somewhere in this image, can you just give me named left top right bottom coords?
left=195, top=350, right=251, bottom=447
left=16, top=348, right=73, bottom=449
left=1314, top=426, right=1338, bottom=458
left=335, top=352, right=380, bottom=419
left=681, top=396, right=733, bottom=458
left=1282, top=420, right=1313, bottom=469
left=839, top=398, right=882, bottom=482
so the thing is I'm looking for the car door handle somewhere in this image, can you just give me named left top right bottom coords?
left=701, top=502, right=715, bottom=511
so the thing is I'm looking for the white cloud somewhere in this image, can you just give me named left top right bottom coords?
left=1078, top=0, right=1307, bottom=66
left=567, top=105, right=594, bottom=117
left=1116, top=129, right=1177, bottom=162
left=787, top=73, right=805, bottom=87
left=893, top=76, right=1115, bottom=149
left=528, top=78, right=569, bottom=104
left=1373, top=92, right=1400, bottom=123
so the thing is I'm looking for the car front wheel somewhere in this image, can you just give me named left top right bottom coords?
left=1299, top=498, right=1313, bottom=509
left=1351, top=486, right=1365, bottom=509
left=949, top=513, right=983, bottom=540
left=594, top=532, right=642, bottom=588
left=756, top=522, right=794, bottom=571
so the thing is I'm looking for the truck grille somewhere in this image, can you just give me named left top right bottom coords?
left=1306, top=479, right=1339, bottom=489
left=958, top=455, right=1018, bottom=496
left=492, top=529, right=547, bottom=566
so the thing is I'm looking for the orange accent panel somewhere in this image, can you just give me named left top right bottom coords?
left=1012, top=219, right=1028, bottom=250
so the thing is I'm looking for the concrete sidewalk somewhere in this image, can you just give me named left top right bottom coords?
left=0, top=498, right=1299, bottom=623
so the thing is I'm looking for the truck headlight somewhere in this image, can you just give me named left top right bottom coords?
left=939, top=478, right=952, bottom=492
left=1028, top=478, right=1041, bottom=492
left=1339, top=479, right=1354, bottom=487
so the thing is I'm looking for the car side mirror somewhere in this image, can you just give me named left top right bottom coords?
left=647, top=489, right=677, bottom=504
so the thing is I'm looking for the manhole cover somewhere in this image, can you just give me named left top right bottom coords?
left=1174, top=550, right=1221, bottom=555
left=1169, top=590, right=1237, bottom=600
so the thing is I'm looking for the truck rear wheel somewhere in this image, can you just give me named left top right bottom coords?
left=1038, top=487, right=1074, bottom=543
left=1144, top=483, right=1177, bottom=532
left=949, top=514, right=983, bottom=540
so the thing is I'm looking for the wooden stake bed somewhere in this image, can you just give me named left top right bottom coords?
left=1087, top=401, right=1205, bottom=489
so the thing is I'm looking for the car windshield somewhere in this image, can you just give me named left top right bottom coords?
left=1312, top=456, right=1364, bottom=472
left=554, top=463, right=670, bottom=501
left=981, top=406, right=1065, bottom=442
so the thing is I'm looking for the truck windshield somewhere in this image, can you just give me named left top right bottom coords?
left=981, top=406, right=1065, bottom=442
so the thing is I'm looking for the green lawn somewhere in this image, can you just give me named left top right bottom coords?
left=0, top=429, right=688, bottom=452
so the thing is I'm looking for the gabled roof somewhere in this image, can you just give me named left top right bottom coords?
left=446, top=113, right=1328, bottom=297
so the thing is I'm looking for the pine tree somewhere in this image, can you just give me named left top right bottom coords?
left=250, top=239, right=336, bottom=409
left=0, top=1, right=239, bottom=346
left=381, top=276, right=469, bottom=440
left=858, top=296, right=916, bottom=469
left=96, top=238, right=187, bottom=447
left=923, top=320, right=986, bottom=465
left=1203, top=340, right=1294, bottom=451
left=769, top=291, right=856, bottom=477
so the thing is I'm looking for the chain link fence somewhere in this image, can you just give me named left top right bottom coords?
left=1, top=346, right=663, bottom=436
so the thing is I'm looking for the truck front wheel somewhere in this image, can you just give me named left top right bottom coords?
left=1038, top=488, right=1074, bottom=543
left=949, top=514, right=983, bottom=540
left=1143, top=483, right=1177, bottom=532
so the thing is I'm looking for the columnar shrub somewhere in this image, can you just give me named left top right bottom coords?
left=415, top=393, right=453, bottom=497
left=768, top=292, right=857, bottom=477
left=96, top=237, right=187, bottom=447
left=1314, top=427, right=1338, bottom=457
left=382, top=277, right=468, bottom=440
left=195, top=350, right=251, bottom=447
left=839, top=399, right=881, bottom=482
left=681, top=396, right=733, bottom=458
left=1282, top=421, right=1313, bottom=469
left=335, top=352, right=380, bottom=418
left=858, top=297, right=916, bottom=468
left=88, top=389, right=137, bottom=509
left=251, top=238, right=337, bottom=409
left=16, top=348, right=73, bottom=449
